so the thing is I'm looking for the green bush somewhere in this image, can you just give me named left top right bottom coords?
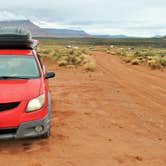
left=147, top=56, right=162, bottom=69
left=120, top=50, right=127, bottom=56
left=134, top=51, right=142, bottom=57
left=42, top=48, right=52, bottom=55
left=160, top=56, right=166, bottom=66
left=122, top=55, right=133, bottom=63
left=143, top=51, right=156, bottom=57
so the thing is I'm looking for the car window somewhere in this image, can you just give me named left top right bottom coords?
left=0, top=55, right=40, bottom=78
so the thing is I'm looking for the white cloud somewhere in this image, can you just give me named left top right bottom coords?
left=34, top=20, right=81, bottom=30
left=0, top=0, right=166, bottom=37
left=0, top=11, right=26, bottom=20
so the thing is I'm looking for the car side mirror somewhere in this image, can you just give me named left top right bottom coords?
left=45, top=71, right=55, bottom=79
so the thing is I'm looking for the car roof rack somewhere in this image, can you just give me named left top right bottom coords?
left=0, top=27, right=37, bottom=49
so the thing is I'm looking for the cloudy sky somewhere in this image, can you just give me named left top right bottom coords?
left=0, top=0, right=166, bottom=37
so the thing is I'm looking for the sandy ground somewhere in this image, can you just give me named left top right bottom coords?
left=0, top=50, right=166, bottom=166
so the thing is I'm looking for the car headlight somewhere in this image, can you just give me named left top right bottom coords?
left=26, top=94, right=45, bottom=112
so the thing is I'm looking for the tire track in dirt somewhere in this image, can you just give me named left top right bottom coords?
left=94, top=51, right=166, bottom=140
left=94, top=51, right=166, bottom=112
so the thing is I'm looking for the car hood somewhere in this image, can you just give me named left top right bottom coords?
left=0, top=79, right=42, bottom=103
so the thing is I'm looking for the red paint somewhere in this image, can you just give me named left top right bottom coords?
left=0, top=49, right=33, bottom=55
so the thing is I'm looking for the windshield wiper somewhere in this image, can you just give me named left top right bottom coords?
left=0, top=76, right=30, bottom=80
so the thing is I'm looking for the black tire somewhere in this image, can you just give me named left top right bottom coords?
left=41, top=93, right=51, bottom=139
left=40, top=128, right=50, bottom=139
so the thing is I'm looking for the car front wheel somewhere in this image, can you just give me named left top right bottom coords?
left=41, top=128, right=50, bottom=139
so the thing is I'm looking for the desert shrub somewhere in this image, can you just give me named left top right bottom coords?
left=137, top=56, right=143, bottom=60
left=116, top=51, right=122, bottom=55
left=69, top=49, right=75, bottom=55
left=158, top=53, right=166, bottom=57
left=42, top=48, right=53, bottom=55
left=160, top=56, right=166, bottom=66
left=131, top=58, right=140, bottom=65
left=143, top=51, right=156, bottom=57
left=57, top=60, right=68, bottom=66
left=39, top=46, right=96, bottom=71
left=83, top=54, right=96, bottom=72
left=84, top=60, right=96, bottom=72
left=147, top=56, right=153, bottom=60
left=107, top=47, right=111, bottom=51
left=134, top=51, right=142, bottom=57
left=114, top=49, right=124, bottom=56
left=147, top=56, right=162, bottom=69
left=122, top=55, right=134, bottom=63
left=148, top=60, right=161, bottom=69
left=110, top=51, right=116, bottom=55
left=110, top=46, right=166, bottom=69
left=49, top=48, right=84, bottom=66
left=81, top=48, right=89, bottom=54
left=120, top=50, right=127, bottom=56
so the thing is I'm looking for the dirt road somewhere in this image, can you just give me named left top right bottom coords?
left=0, top=51, right=166, bottom=166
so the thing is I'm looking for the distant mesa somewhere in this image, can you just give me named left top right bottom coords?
left=0, top=20, right=156, bottom=38
left=92, top=34, right=130, bottom=38
left=43, top=28, right=90, bottom=37
left=0, top=20, right=51, bottom=37
left=0, top=20, right=89, bottom=38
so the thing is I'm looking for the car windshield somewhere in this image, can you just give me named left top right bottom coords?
left=0, top=55, right=40, bottom=79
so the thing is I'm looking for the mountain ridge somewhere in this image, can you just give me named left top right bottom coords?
left=0, top=20, right=52, bottom=37
left=0, top=20, right=89, bottom=37
left=0, top=20, right=158, bottom=38
left=43, top=28, right=90, bottom=37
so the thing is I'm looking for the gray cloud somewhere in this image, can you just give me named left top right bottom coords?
left=0, top=0, right=166, bottom=36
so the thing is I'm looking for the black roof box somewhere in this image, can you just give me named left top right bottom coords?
left=0, top=27, right=36, bottom=49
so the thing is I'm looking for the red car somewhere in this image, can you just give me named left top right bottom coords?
left=0, top=28, right=55, bottom=139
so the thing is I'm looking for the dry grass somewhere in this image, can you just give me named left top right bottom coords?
left=106, top=46, right=166, bottom=69
left=82, top=54, right=96, bottom=71
left=38, top=45, right=96, bottom=72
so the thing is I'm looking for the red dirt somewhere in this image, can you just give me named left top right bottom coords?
left=0, top=51, right=166, bottom=166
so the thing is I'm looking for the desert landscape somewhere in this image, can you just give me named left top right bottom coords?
left=0, top=38, right=165, bottom=166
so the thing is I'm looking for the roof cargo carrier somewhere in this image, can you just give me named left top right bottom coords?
left=0, top=27, right=37, bottom=49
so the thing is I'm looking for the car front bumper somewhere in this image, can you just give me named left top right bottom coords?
left=0, top=113, right=50, bottom=139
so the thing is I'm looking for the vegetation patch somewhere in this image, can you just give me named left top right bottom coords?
left=38, top=43, right=96, bottom=72
left=106, top=46, right=166, bottom=69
